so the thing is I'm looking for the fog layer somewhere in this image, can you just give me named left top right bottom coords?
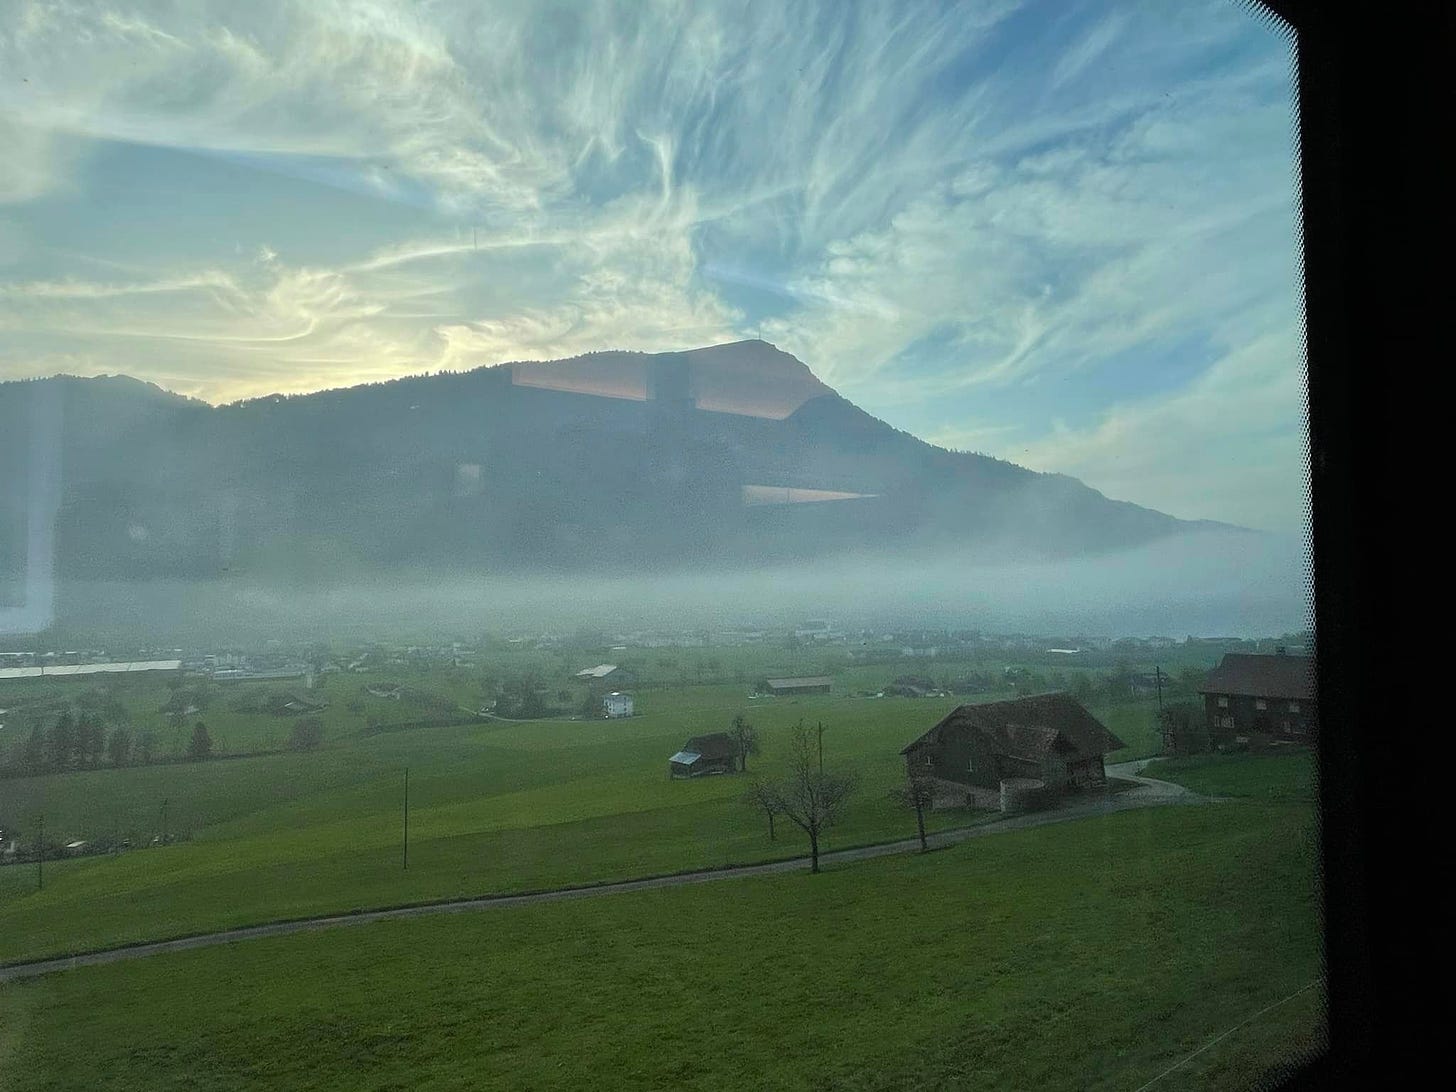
left=25, top=528, right=1309, bottom=645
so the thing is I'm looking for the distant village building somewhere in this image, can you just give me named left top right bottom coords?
left=794, top=620, right=835, bottom=640
left=900, top=694, right=1126, bottom=813
left=1200, top=652, right=1315, bottom=742
left=668, top=733, right=737, bottom=778
left=760, top=676, right=832, bottom=696
left=574, top=664, right=634, bottom=691
left=0, top=659, right=182, bottom=682
left=885, top=675, right=939, bottom=698
left=603, top=692, right=634, bottom=718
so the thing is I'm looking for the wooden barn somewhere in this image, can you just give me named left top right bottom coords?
left=1200, top=651, right=1315, bottom=742
left=900, top=693, right=1126, bottom=812
left=668, top=733, right=737, bottom=778
left=761, top=676, right=832, bottom=696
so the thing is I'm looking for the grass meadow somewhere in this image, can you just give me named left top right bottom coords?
left=1, top=679, right=1169, bottom=964
left=0, top=789, right=1322, bottom=1091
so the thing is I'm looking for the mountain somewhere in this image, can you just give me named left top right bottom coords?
left=1, top=341, right=1232, bottom=601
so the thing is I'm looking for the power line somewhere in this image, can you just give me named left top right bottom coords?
left=1131, top=978, right=1323, bottom=1092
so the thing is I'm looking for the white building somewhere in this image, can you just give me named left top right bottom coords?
left=0, top=659, right=182, bottom=682
left=603, top=692, right=634, bottom=718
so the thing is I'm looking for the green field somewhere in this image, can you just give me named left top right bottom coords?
left=0, top=797, right=1323, bottom=1091
left=2, top=643, right=1199, bottom=766
left=0, top=668, right=489, bottom=760
left=1143, top=751, right=1316, bottom=803
left=0, top=684, right=1173, bottom=965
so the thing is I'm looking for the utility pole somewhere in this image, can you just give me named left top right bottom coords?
left=36, top=814, right=43, bottom=891
left=816, top=721, right=824, bottom=774
left=402, top=767, right=409, bottom=870
left=160, top=798, right=169, bottom=846
left=1155, top=665, right=1164, bottom=712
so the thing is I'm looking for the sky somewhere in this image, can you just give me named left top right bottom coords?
left=0, top=0, right=1306, bottom=533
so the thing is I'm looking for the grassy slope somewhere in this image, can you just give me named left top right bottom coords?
left=0, top=688, right=1165, bottom=964
left=0, top=800, right=1323, bottom=1092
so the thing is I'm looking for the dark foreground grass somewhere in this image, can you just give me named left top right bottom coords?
left=0, top=801, right=1322, bottom=1092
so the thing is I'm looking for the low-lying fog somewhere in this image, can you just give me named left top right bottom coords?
left=15, top=528, right=1310, bottom=644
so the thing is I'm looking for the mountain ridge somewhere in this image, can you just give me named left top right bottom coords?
left=2, top=341, right=1246, bottom=606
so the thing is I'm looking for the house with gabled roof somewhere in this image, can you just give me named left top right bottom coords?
left=1200, top=651, right=1315, bottom=742
left=900, top=693, right=1126, bottom=812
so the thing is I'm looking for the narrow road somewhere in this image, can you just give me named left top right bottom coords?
left=0, top=761, right=1203, bottom=984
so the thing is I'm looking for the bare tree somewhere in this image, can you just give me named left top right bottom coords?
left=743, top=778, right=780, bottom=841
left=890, top=774, right=937, bottom=852
left=727, top=713, right=761, bottom=772
left=765, top=720, right=857, bottom=873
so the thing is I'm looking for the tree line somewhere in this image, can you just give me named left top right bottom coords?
left=2, top=712, right=327, bottom=777
left=4, top=712, right=203, bottom=775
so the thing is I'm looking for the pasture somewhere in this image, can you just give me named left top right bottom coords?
left=0, top=682, right=1163, bottom=964
left=0, top=792, right=1323, bottom=1091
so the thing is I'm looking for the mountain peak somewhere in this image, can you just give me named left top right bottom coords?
left=501, top=339, right=833, bottom=420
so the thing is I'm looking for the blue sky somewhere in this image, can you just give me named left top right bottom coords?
left=0, top=0, right=1305, bottom=532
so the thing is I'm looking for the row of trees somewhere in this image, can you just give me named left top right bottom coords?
left=6, top=714, right=213, bottom=776
left=11, top=712, right=159, bottom=773
left=956, top=664, right=1207, bottom=702
left=7, top=712, right=327, bottom=777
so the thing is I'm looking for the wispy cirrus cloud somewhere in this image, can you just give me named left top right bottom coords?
left=0, top=0, right=1304, bottom=528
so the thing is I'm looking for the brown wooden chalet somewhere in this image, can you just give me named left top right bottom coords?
left=900, top=694, right=1126, bottom=809
left=668, top=732, right=737, bottom=778
left=1200, top=652, right=1315, bottom=742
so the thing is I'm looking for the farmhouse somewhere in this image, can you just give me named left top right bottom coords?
left=761, top=676, right=832, bottom=696
left=885, top=675, right=938, bottom=698
left=1200, top=651, right=1315, bottom=741
left=900, top=693, right=1126, bottom=812
left=603, top=691, right=634, bottom=718
left=668, top=733, right=737, bottom=778
left=574, top=664, right=634, bottom=691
